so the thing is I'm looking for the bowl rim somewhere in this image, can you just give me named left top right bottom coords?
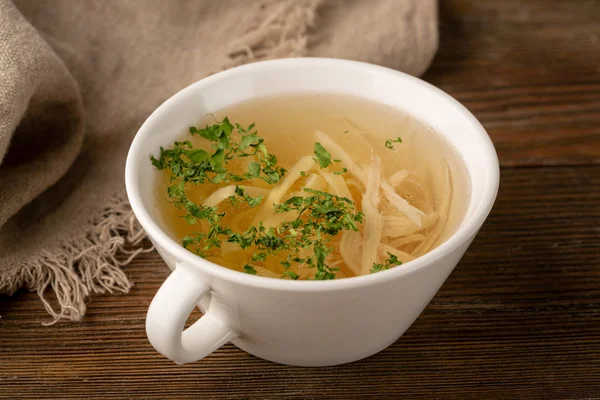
left=125, top=57, right=500, bottom=292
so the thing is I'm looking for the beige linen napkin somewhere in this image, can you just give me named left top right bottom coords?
left=0, top=0, right=438, bottom=323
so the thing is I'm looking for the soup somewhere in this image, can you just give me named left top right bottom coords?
left=152, top=93, right=469, bottom=280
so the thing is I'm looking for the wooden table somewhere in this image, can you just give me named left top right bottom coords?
left=1, top=1, right=599, bottom=398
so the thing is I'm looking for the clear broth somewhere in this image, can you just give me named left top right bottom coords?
left=154, top=93, right=470, bottom=278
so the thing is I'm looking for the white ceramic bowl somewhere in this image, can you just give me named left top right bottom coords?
left=125, top=58, right=499, bottom=366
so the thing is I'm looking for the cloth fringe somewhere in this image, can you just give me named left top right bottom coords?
left=0, top=195, right=152, bottom=325
left=223, top=0, right=324, bottom=68
left=0, top=0, right=324, bottom=324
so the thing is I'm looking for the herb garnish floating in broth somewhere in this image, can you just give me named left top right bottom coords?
left=152, top=94, right=464, bottom=280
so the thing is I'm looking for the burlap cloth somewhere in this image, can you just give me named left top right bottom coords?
left=0, top=0, right=438, bottom=323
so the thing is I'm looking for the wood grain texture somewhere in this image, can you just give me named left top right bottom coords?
left=1, top=0, right=600, bottom=399
left=423, top=0, right=600, bottom=167
left=1, top=165, right=599, bottom=399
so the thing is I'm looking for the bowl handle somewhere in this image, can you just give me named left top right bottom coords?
left=145, top=263, right=239, bottom=364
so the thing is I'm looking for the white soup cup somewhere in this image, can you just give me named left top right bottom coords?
left=125, top=58, right=499, bottom=366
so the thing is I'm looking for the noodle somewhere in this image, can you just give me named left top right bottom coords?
left=314, top=130, right=366, bottom=185
left=413, top=161, right=452, bottom=257
left=380, top=182, right=424, bottom=227
left=252, top=155, right=317, bottom=224
left=360, top=156, right=383, bottom=275
left=156, top=94, right=462, bottom=280
left=388, top=169, right=412, bottom=188
left=204, top=185, right=268, bottom=207
left=339, top=230, right=362, bottom=275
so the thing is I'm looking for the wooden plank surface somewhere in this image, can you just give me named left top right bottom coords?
left=1, top=0, right=600, bottom=399
left=1, top=165, right=598, bottom=399
left=424, top=0, right=600, bottom=167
